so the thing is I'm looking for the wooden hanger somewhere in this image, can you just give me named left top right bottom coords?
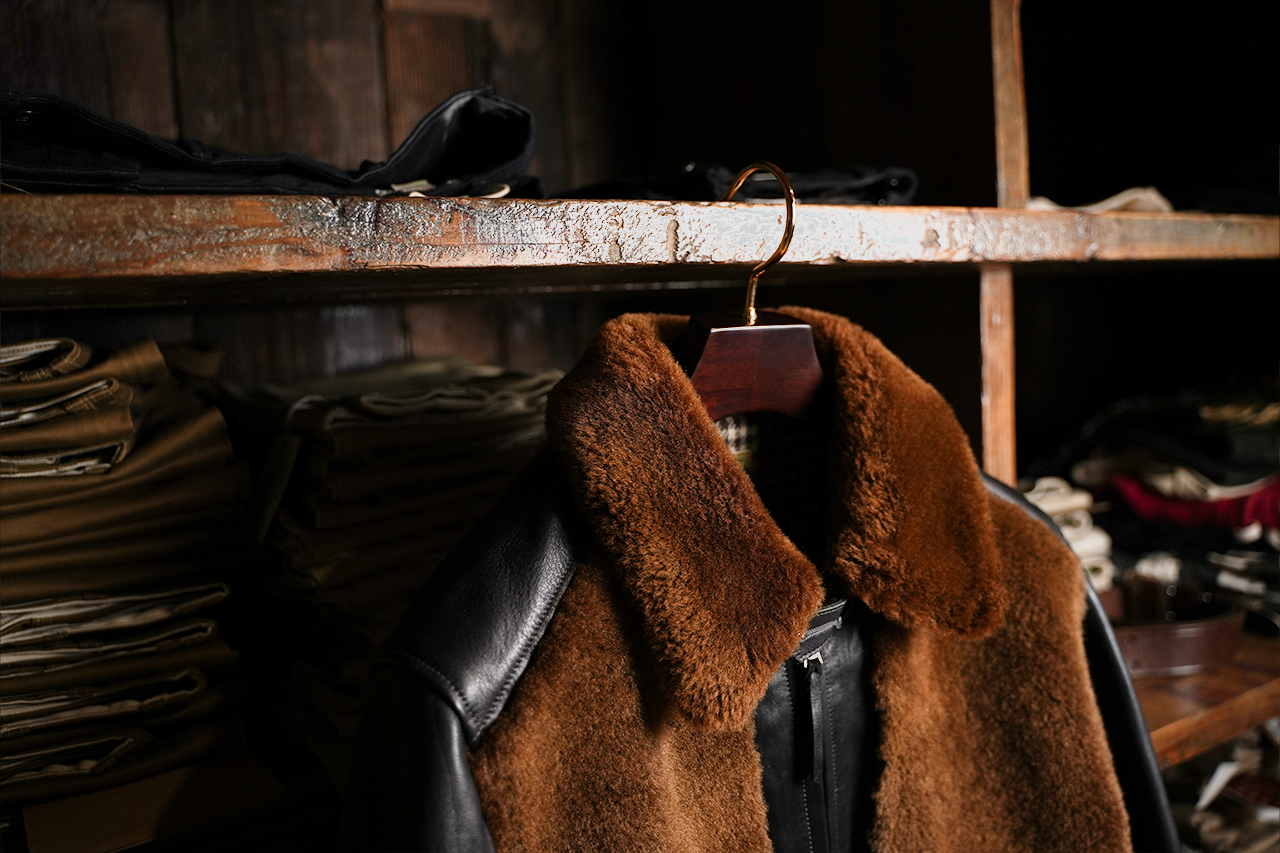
left=680, top=162, right=823, bottom=421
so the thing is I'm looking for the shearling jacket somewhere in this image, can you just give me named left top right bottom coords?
left=339, top=309, right=1178, bottom=853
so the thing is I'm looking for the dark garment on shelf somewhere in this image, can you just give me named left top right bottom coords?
left=1, top=88, right=540, bottom=197
left=298, top=443, right=538, bottom=504
left=562, top=162, right=918, bottom=205
left=219, top=360, right=557, bottom=794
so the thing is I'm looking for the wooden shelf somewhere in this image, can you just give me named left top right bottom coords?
left=2, top=195, right=1276, bottom=309
left=1136, top=632, right=1280, bottom=769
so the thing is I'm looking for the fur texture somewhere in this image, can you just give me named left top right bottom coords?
left=468, top=309, right=1131, bottom=852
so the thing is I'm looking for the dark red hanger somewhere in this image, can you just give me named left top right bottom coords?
left=681, top=163, right=823, bottom=421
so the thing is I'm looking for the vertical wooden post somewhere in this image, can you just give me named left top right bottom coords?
left=980, top=264, right=1017, bottom=484
left=983, top=0, right=1028, bottom=484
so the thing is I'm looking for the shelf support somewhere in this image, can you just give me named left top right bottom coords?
left=991, top=0, right=1030, bottom=209
left=980, top=264, right=1016, bottom=484
left=983, top=0, right=1029, bottom=484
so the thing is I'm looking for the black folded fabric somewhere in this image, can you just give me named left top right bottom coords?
left=0, top=88, right=540, bottom=197
left=562, top=162, right=918, bottom=205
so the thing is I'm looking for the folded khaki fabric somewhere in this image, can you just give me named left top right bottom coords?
left=0, top=338, right=93, bottom=383
left=0, top=441, right=129, bottom=477
left=0, top=506, right=249, bottom=568
left=0, top=618, right=217, bottom=670
left=0, top=637, right=237, bottom=695
left=0, top=378, right=133, bottom=429
left=0, top=583, right=229, bottom=646
left=0, top=717, right=241, bottom=805
left=0, top=668, right=206, bottom=739
left=0, top=339, right=168, bottom=404
left=0, top=407, right=233, bottom=515
left=0, top=523, right=247, bottom=575
left=0, top=404, right=135, bottom=453
left=1, top=466, right=241, bottom=547
left=0, top=551, right=246, bottom=604
left=0, top=728, right=147, bottom=786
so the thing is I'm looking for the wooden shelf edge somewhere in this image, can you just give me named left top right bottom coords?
left=1147, top=677, right=1280, bottom=769
left=1137, top=633, right=1280, bottom=769
left=2, top=195, right=1276, bottom=307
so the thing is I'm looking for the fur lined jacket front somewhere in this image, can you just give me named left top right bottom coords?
left=343, top=308, right=1139, bottom=852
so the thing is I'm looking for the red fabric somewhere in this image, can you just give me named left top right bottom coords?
left=1112, top=474, right=1280, bottom=529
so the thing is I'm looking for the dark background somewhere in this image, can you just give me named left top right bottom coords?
left=3, top=0, right=1276, bottom=475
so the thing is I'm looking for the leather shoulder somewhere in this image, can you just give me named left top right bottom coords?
left=378, top=449, right=588, bottom=744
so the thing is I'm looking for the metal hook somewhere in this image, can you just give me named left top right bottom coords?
left=719, top=162, right=796, bottom=325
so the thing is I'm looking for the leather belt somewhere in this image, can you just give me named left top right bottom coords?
left=1108, top=579, right=1245, bottom=677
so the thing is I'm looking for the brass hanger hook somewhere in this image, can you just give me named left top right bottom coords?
left=719, top=162, right=796, bottom=325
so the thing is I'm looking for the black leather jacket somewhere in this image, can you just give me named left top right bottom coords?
left=338, top=454, right=1179, bottom=853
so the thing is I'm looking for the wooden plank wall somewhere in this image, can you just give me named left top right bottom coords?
left=0, top=0, right=996, bottom=458
left=0, top=0, right=607, bottom=382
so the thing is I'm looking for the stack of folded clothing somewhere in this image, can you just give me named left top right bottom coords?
left=0, top=337, right=254, bottom=813
left=1036, top=391, right=1280, bottom=629
left=222, top=358, right=561, bottom=792
left=1024, top=476, right=1118, bottom=597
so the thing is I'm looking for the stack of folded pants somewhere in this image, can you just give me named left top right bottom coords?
left=0, top=337, right=253, bottom=809
left=231, top=358, right=560, bottom=792
left=1024, top=475, right=1118, bottom=594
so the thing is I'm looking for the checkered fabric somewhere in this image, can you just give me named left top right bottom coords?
left=715, top=412, right=827, bottom=562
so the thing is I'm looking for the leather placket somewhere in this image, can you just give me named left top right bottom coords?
left=791, top=601, right=845, bottom=853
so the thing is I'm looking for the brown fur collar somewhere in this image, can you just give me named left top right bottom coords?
left=545, top=308, right=1008, bottom=730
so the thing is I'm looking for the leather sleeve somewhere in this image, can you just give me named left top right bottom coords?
left=1081, top=581, right=1181, bottom=853
left=336, top=663, right=495, bottom=853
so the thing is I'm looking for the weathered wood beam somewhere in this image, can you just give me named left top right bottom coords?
left=3, top=195, right=1275, bottom=298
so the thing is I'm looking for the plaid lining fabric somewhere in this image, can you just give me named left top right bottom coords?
left=715, top=412, right=827, bottom=562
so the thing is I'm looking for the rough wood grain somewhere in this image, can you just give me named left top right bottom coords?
left=490, top=0, right=569, bottom=193
left=1137, top=633, right=1280, bottom=768
left=990, top=0, right=1030, bottom=209
left=980, top=264, right=1016, bottom=483
left=2, top=197, right=1276, bottom=307
left=382, top=8, right=482, bottom=148
left=0, top=0, right=112, bottom=115
left=100, top=0, right=178, bottom=138
left=171, top=0, right=386, bottom=167
left=404, top=300, right=503, bottom=366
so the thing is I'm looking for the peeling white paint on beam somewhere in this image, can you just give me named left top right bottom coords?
left=2, top=196, right=1277, bottom=282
